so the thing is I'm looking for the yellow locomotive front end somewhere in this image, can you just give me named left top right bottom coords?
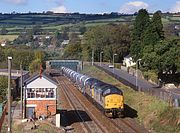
left=104, top=94, right=124, bottom=117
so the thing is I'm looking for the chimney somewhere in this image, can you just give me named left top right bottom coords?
left=40, top=64, right=43, bottom=79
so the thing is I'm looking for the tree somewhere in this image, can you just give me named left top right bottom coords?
left=0, top=47, right=5, bottom=62
left=63, top=32, right=82, bottom=59
left=141, top=10, right=165, bottom=73
left=79, top=25, right=86, bottom=34
left=63, top=43, right=82, bottom=59
left=29, top=59, right=42, bottom=74
left=142, top=38, right=180, bottom=76
left=142, top=11, right=164, bottom=48
left=151, top=11, right=164, bottom=40
left=82, top=24, right=131, bottom=62
left=130, top=9, right=150, bottom=60
left=32, top=25, right=42, bottom=35
left=0, top=76, right=8, bottom=101
left=0, top=27, right=8, bottom=35
left=12, top=50, right=34, bottom=70
left=34, top=51, right=45, bottom=63
left=69, top=32, right=80, bottom=44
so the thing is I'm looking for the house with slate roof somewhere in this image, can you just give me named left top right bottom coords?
left=23, top=72, right=58, bottom=119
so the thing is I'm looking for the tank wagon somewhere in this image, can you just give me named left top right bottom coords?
left=61, top=67, right=124, bottom=117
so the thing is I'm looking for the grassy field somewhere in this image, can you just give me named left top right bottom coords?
left=0, top=35, right=18, bottom=41
left=81, top=64, right=180, bottom=133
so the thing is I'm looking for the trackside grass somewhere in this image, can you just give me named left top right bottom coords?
left=12, top=120, right=60, bottom=133
left=81, top=64, right=180, bottom=133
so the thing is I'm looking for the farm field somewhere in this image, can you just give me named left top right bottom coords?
left=0, top=13, right=179, bottom=35
left=0, top=35, right=18, bottom=42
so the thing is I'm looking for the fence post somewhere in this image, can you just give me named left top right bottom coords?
left=174, top=99, right=179, bottom=108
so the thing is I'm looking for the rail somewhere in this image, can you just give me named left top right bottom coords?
left=58, top=76, right=147, bottom=132
left=58, top=77, right=106, bottom=133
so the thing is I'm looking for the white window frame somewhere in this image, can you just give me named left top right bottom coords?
left=26, top=87, right=57, bottom=100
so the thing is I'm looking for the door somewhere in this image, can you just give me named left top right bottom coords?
left=26, top=107, right=35, bottom=118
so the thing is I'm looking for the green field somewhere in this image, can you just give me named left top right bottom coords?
left=0, top=35, right=18, bottom=41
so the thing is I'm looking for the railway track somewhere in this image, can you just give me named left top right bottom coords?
left=58, top=77, right=106, bottom=133
left=57, top=76, right=148, bottom=133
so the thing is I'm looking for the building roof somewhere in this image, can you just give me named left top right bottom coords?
left=24, top=72, right=58, bottom=86
left=124, top=54, right=132, bottom=59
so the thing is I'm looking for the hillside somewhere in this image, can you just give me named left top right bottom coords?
left=0, top=12, right=179, bottom=35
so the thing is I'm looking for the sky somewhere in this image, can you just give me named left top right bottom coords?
left=0, top=0, right=180, bottom=14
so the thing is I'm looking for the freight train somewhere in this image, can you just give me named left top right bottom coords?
left=61, top=67, right=124, bottom=118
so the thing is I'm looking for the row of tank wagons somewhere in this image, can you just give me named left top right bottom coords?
left=61, top=67, right=124, bottom=118
left=61, top=67, right=89, bottom=93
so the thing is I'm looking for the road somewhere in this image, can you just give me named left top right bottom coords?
left=96, top=63, right=158, bottom=91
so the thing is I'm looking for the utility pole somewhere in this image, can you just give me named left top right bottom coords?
left=136, top=59, right=142, bottom=91
left=20, top=64, right=23, bottom=119
left=92, top=49, right=94, bottom=66
left=8, top=57, right=12, bottom=133
left=100, top=51, right=103, bottom=66
left=113, top=54, right=117, bottom=73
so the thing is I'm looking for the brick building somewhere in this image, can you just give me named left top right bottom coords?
left=23, top=73, right=57, bottom=119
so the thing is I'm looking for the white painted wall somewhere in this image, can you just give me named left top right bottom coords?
left=26, top=77, right=57, bottom=88
left=123, top=57, right=136, bottom=67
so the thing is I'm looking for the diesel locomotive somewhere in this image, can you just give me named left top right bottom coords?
left=61, top=67, right=124, bottom=117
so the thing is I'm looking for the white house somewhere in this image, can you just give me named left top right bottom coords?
left=123, top=55, right=136, bottom=67
left=61, top=40, right=69, bottom=46
left=23, top=73, right=58, bottom=118
left=1, top=41, right=7, bottom=47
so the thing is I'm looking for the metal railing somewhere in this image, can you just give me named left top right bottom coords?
left=94, top=64, right=180, bottom=107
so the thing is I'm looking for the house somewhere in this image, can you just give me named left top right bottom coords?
left=23, top=73, right=58, bottom=119
left=1, top=41, right=7, bottom=47
left=123, top=55, right=136, bottom=67
left=45, top=36, right=51, bottom=39
left=61, top=40, right=69, bottom=46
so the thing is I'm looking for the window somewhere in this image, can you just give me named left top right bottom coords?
left=27, top=88, right=35, bottom=98
left=27, top=88, right=55, bottom=99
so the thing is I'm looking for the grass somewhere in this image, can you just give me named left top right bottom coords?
left=42, top=23, right=74, bottom=30
left=81, top=64, right=180, bottom=133
left=161, top=18, right=170, bottom=24
left=12, top=120, right=60, bottom=133
left=169, top=17, right=180, bottom=21
left=86, top=17, right=126, bottom=23
left=0, top=35, right=18, bottom=41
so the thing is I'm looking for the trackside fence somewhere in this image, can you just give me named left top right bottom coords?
left=0, top=102, right=7, bottom=130
left=94, top=64, right=180, bottom=107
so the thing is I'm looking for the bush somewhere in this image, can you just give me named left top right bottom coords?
left=143, top=70, right=158, bottom=84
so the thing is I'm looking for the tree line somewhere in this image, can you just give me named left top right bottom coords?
left=0, top=46, right=45, bottom=73
left=130, top=9, right=179, bottom=81
left=64, top=23, right=131, bottom=63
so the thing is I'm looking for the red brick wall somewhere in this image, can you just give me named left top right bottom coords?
left=26, top=100, right=56, bottom=118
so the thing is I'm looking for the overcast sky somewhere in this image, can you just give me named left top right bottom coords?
left=0, top=0, right=180, bottom=14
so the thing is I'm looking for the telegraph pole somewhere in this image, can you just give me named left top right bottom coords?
left=92, top=49, right=94, bottom=66
left=8, top=57, right=12, bottom=133
left=20, top=64, right=23, bottom=119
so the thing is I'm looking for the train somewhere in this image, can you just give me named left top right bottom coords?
left=61, top=67, right=124, bottom=118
